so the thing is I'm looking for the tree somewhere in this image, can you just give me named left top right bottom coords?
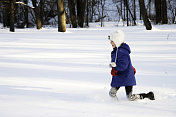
left=168, top=0, right=176, bottom=24
left=100, top=0, right=105, bottom=27
left=57, top=0, right=66, bottom=32
left=86, top=0, right=89, bottom=27
left=148, top=0, right=151, bottom=20
left=139, top=0, right=152, bottom=30
left=123, top=0, right=136, bottom=26
left=155, top=0, right=161, bottom=24
left=155, top=0, right=168, bottom=24
left=31, top=0, right=42, bottom=29
left=133, top=0, right=136, bottom=25
left=2, top=0, right=10, bottom=27
left=10, top=0, right=15, bottom=32
left=161, top=0, right=167, bottom=24
left=40, top=0, right=44, bottom=26
left=77, top=0, right=86, bottom=28
left=124, top=0, right=129, bottom=26
left=68, top=0, right=77, bottom=28
left=24, top=0, right=29, bottom=28
left=89, top=0, right=96, bottom=22
left=16, top=0, right=26, bottom=28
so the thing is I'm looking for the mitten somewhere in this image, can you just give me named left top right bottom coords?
left=111, top=67, right=118, bottom=76
left=132, top=66, right=136, bottom=75
left=109, top=62, right=116, bottom=68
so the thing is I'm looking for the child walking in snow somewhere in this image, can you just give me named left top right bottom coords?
left=108, top=30, right=155, bottom=101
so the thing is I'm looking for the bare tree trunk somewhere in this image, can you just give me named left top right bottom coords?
left=3, top=0, right=10, bottom=27
left=2, top=0, right=7, bottom=27
left=24, top=0, right=29, bottom=28
left=167, top=0, right=175, bottom=24
left=0, top=2, right=2, bottom=23
left=100, top=0, right=105, bottom=27
left=77, top=0, right=86, bottom=28
left=139, top=0, right=152, bottom=30
left=90, top=0, right=94, bottom=22
left=90, top=0, right=97, bottom=22
left=120, top=0, right=123, bottom=20
left=140, top=6, right=142, bottom=20
left=161, top=0, right=167, bottom=24
left=124, top=0, right=136, bottom=26
left=123, top=0, right=126, bottom=21
left=40, top=0, right=44, bottom=25
left=10, top=0, right=15, bottom=32
left=175, top=8, right=176, bottom=24
left=149, top=0, right=151, bottom=20
left=155, top=0, right=161, bottom=24
left=86, top=0, right=89, bottom=27
left=57, top=0, right=66, bottom=32
left=116, top=1, right=123, bottom=22
left=68, top=0, right=77, bottom=28
left=125, top=0, right=129, bottom=26
left=32, top=0, right=42, bottom=29
left=134, top=0, right=136, bottom=25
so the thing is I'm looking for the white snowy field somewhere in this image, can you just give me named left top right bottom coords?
left=0, top=23, right=176, bottom=117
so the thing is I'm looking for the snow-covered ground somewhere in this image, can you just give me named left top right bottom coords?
left=0, top=23, right=176, bottom=117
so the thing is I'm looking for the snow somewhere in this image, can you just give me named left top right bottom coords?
left=0, top=23, right=176, bottom=117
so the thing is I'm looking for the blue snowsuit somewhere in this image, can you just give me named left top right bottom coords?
left=111, top=43, right=136, bottom=87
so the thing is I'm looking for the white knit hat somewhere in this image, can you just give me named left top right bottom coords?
left=109, top=30, right=125, bottom=48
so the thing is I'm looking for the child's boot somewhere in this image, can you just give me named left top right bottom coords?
left=128, top=94, right=141, bottom=101
left=109, top=87, right=118, bottom=100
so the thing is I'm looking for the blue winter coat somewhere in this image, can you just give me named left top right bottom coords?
left=111, top=43, right=136, bottom=87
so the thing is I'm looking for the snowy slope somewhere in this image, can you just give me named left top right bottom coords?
left=0, top=24, right=176, bottom=117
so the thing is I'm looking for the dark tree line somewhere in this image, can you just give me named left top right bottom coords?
left=0, top=0, right=175, bottom=32
left=0, top=0, right=66, bottom=32
left=155, top=0, right=168, bottom=24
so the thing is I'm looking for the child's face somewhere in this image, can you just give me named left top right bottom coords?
left=110, top=40, right=116, bottom=48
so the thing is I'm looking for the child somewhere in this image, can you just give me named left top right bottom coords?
left=108, top=30, right=155, bottom=101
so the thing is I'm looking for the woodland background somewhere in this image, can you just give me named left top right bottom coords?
left=0, top=0, right=176, bottom=32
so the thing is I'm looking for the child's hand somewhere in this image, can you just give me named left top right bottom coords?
left=132, top=66, right=136, bottom=75
left=111, top=68, right=118, bottom=76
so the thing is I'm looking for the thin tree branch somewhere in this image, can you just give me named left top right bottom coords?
left=15, top=1, right=34, bottom=9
